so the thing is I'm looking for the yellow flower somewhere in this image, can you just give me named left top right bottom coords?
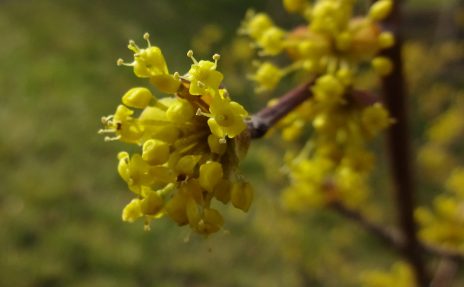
left=119, top=33, right=169, bottom=78
left=257, top=26, right=286, bottom=55
left=361, top=103, right=393, bottom=137
left=241, top=11, right=274, bottom=39
left=250, top=62, right=284, bottom=92
left=118, top=33, right=180, bottom=94
left=207, top=94, right=248, bottom=139
left=186, top=51, right=223, bottom=96
left=100, top=104, right=144, bottom=143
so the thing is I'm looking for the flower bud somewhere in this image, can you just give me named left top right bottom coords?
left=166, top=99, right=194, bottom=124
left=231, top=181, right=253, bottom=212
left=122, top=199, right=143, bottom=222
left=199, top=161, right=223, bottom=192
left=150, top=74, right=181, bottom=94
left=372, top=56, right=393, bottom=76
left=122, top=87, right=154, bottom=109
left=378, top=32, right=395, bottom=49
left=140, top=189, right=164, bottom=215
left=368, top=0, right=393, bottom=21
left=142, top=139, right=170, bottom=165
left=283, top=0, right=307, bottom=13
left=208, top=134, right=227, bottom=155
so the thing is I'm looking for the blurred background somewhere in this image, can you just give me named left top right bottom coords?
left=1, top=0, right=463, bottom=286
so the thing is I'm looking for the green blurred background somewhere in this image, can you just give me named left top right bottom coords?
left=1, top=0, right=463, bottom=286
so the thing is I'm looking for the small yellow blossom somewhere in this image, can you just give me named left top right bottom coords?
left=250, top=62, right=284, bottom=92
left=207, top=95, right=248, bottom=139
left=186, top=51, right=223, bottom=96
left=361, top=103, right=393, bottom=137
left=241, top=11, right=274, bottom=39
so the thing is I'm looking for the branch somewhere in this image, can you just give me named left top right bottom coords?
left=376, top=0, right=429, bottom=285
left=247, top=82, right=381, bottom=139
left=329, top=201, right=403, bottom=251
left=330, top=201, right=464, bottom=262
left=247, top=80, right=315, bottom=139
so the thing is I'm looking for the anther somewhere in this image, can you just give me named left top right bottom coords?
left=116, top=58, right=124, bottom=66
left=212, top=54, right=221, bottom=61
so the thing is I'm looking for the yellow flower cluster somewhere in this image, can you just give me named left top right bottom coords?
left=282, top=102, right=391, bottom=209
left=241, top=1, right=394, bottom=209
left=418, top=98, right=464, bottom=181
left=415, top=167, right=464, bottom=251
left=360, top=262, right=414, bottom=287
left=100, top=33, right=252, bottom=235
left=241, top=0, right=395, bottom=93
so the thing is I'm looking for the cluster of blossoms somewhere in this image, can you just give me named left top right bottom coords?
left=100, top=33, right=252, bottom=235
left=415, top=96, right=464, bottom=250
left=241, top=0, right=394, bottom=209
left=416, top=167, right=464, bottom=251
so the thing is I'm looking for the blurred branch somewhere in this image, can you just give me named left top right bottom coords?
left=375, top=0, right=429, bottom=285
left=430, top=259, right=458, bottom=287
left=329, top=201, right=403, bottom=251
left=329, top=201, right=464, bottom=262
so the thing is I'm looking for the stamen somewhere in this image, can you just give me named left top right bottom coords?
left=212, top=53, right=220, bottom=69
left=219, top=138, right=227, bottom=144
left=104, top=135, right=122, bottom=142
left=187, top=50, right=198, bottom=64
left=143, top=32, right=151, bottom=47
left=117, top=58, right=133, bottom=67
left=196, top=108, right=212, bottom=117
left=98, top=129, right=115, bottom=134
left=128, top=40, right=140, bottom=53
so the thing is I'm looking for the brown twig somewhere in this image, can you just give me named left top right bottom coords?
left=376, top=0, right=429, bottom=285
left=329, top=201, right=403, bottom=251
left=247, top=82, right=381, bottom=139
left=247, top=80, right=315, bottom=139
left=430, top=259, right=458, bottom=287
left=329, top=201, right=464, bottom=261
